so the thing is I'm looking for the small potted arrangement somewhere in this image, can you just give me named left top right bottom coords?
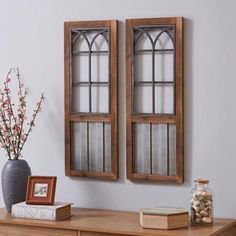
left=0, top=68, right=44, bottom=212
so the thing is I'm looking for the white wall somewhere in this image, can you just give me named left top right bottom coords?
left=0, top=0, right=236, bottom=218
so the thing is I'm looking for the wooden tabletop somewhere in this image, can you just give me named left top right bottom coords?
left=0, top=207, right=235, bottom=236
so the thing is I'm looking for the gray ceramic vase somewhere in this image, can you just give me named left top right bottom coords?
left=2, top=159, right=31, bottom=212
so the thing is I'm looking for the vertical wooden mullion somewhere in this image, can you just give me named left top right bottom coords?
left=173, top=25, right=177, bottom=115
left=64, top=23, right=72, bottom=176
left=175, top=17, right=184, bottom=183
left=126, top=19, right=133, bottom=180
left=108, top=28, right=111, bottom=115
left=110, top=20, right=118, bottom=180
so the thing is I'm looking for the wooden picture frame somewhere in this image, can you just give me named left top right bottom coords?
left=26, top=176, right=57, bottom=205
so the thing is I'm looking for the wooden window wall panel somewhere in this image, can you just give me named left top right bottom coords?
left=64, top=20, right=118, bottom=180
left=126, top=17, right=184, bottom=183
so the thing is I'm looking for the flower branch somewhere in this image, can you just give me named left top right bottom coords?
left=0, top=69, right=44, bottom=160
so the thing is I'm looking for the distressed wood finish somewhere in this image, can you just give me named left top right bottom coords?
left=0, top=208, right=235, bottom=236
left=70, top=170, right=117, bottom=179
left=126, top=17, right=184, bottom=183
left=64, top=21, right=71, bottom=176
left=175, top=17, right=184, bottom=183
left=70, top=114, right=111, bottom=122
left=131, top=115, right=177, bottom=124
left=126, top=19, right=133, bottom=180
left=0, top=224, right=77, bottom=236
left=64, top=20, right=118, bottom=180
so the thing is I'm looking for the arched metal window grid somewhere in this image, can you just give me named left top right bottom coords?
left=71, top=28, right=110, bottom=114
left=132, top=25, right=176, bottom=115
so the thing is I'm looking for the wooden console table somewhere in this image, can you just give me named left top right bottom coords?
left=0, top=207, right=235, bottom=236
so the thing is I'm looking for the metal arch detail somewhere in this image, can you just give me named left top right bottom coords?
left=153, top=28, right=174, bottom=49
left=134, top=28, right=154, bottom=49
left=72, top=28, right=109, bottom=53
left=90, top=29, right=109, bottom=50
left=72, top=30, right=90, bottom=50
left=133, top=25, right=175, bottom=52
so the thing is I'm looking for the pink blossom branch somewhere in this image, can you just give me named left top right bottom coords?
left=16, top=93, right=44, bottom=158
left=0, top=69, right=44, bottom=160
left=0, top=128, right=11, bottom=158
left=15, top=69, right=27, bottom=159
left=0, top=88, right=14, bottom=159
left=3, top=69, right=19, bottom=157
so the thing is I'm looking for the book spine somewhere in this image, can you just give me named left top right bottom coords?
left=12, top=205, right=56, bottom=220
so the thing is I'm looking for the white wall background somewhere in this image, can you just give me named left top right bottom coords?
left=0, top=0, right=236, bottom=218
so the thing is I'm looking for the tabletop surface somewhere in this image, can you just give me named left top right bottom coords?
left=0, top=207, right=235, bottom=236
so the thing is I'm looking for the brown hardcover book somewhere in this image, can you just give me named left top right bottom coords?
left=140, top=207, right=189, bottom=230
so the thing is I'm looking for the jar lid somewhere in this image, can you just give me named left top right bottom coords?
left=194, top=178, right=209, bottom=184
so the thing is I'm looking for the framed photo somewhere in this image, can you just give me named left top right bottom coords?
left=26, top=176, right=57, bottom=205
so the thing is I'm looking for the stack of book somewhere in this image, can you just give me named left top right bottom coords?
left=11, top=202, right=72, bottom=221
left=140, top=207, right=189, bottom=230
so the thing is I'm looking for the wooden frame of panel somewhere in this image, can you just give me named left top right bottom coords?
left=126, top=17, right=184, bottom=183
left=64, top=20, right=118, bottom=180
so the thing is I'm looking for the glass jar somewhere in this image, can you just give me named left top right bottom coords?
left=190, top=179, right=213, bottom=224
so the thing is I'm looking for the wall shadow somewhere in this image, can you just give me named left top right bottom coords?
left=183, top=18, right=193, bottom=187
